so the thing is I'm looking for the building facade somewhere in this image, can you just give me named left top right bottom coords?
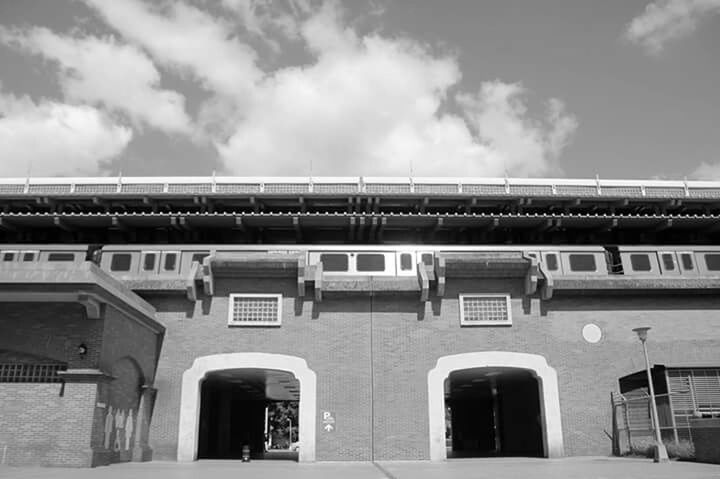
left=1, top=176, right=719, bottom=466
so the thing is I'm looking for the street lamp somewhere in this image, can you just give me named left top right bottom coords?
left=632, top=327, right=669, bottom=463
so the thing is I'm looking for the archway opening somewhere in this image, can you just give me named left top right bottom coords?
left=445, top=367, right=543, bottom=458
left=198, top=368, right=299, bottom=461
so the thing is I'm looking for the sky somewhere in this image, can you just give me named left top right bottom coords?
left=0, top=0, right=718, bottom=180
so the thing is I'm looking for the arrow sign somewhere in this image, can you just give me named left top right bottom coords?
left=322, top=410, right=335, bottom=433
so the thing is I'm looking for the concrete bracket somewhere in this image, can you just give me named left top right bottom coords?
left=202, top=255, right=214, bottom=296
left=185, top=261, right=201, bottom=302
left=538, top=263, right=554, bottom=300
left=297, top=256, right=306, bottom=298
left=418, top=262, right=429, bottom=302
left=522, top=252, right=539, bottom=296
left=77, top=292, right=105, bottom=320
left=435, top=256, right=446, bottom=297
left=314, top=261, right=323, bottom=302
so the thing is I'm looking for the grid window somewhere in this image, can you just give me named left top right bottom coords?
left=2, top=252, right=15, bottom=261
left=0, top=363, right=67, bottom=383
left=228, top=294, right=282, bottom=327
left=22, top=251, right=37, bottom=262
left=459, top=294, right=512, bottom=326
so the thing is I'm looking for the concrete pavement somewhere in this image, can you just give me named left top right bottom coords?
left=2, top=457, right=719, bottom=479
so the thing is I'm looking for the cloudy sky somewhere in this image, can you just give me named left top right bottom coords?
left=0, top=0, right=718, bottom=179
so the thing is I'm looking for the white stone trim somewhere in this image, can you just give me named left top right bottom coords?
left=427, top=351, right=563, bottom=460
left=177, top=353, right=316, bottom=462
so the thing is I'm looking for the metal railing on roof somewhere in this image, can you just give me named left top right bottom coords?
left=0, top=176, right=719, bottom=199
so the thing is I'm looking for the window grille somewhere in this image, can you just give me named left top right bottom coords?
left=0, top=363, right=66, bottom=383
left=228, top=294, right=282, bottom=327
left=668, top=369, right=720, bottom=418
left=459, top=294, right=512, bottom=326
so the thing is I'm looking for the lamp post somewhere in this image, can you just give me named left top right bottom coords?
left=632, top=327, right=669, bottom=463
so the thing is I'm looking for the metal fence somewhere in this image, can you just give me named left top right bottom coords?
left=611, top=391, right=693, bottom=455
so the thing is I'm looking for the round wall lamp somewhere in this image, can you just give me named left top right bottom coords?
left=77, top=343, right=88, bottom=359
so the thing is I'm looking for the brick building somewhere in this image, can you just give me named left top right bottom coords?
left=1, top=176, right=719, bottom=466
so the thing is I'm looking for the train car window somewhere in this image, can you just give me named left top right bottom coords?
left=630, top=254, right=651, bottom=272
left=545, top=254, right=559, bottom=271
left=568, top=254, right=596, bottom=272
left=320, top=253, right=348, bottom=272
left=704, top=254, right=720, bottom=271
left=164, top=253, right=178, bottom=271
left=110, top=253, right=132, bottom=271
left=661, top=253, right=675, bottom=271
left=191, top=253, right=209, bottom=264
left=400, top=253, right=413, bottom=271
left=421, top=253, right=433, bottom=266
left=143, top=253, right=157, bottom=271
left=48, top=253, right=75, bottom=262
left=22, top=252, right=36, bottom=262
left=357, top=254, right=385, bottom=272
left=2, top=252, right=15, bottom=261
left=681, top=253, right=695, bottom=270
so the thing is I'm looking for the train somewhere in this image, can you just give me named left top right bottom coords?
left=3, top=244, right=720, bottom=280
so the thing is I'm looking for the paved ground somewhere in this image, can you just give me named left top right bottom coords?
left=2, top=457, right=720, bottom=479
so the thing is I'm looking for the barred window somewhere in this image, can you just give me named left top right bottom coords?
left=0, top=363, right=67, bottom=383
left=228, top=294, right=282, bottom=327
left=459, top=294, right=512, bottom=326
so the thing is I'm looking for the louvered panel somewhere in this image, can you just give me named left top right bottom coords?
left=644, top=187, right=685, bottom=198
left=692, top=372, right=720, bottom=409
left=668, top=375, right=695, bottom=412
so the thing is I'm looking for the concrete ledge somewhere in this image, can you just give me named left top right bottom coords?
left=322, top=276, right=420, bottom=293
left=58, top=369, right=114, bottom=383
left=0, top=262, right=163, bottom=334
left=553, top=276, right=720, bottom=292
left=440, top=252, right=529, bottom=278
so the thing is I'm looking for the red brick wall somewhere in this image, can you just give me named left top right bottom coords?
left=0, top=302, right=162, bottom=467
left=0, top=382, right=97, bottom=466
left=0, top=303, right=103, bottom=368
left=145, top=276, right=720, bottom=461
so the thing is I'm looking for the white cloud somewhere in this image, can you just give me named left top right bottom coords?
left=83, top=0, right=262, bottom=99
left=79, top=0, right=577, bottom=176
left=0, top=27, right=192, bottom=134
left=0, top=90, right=132, bottom=176
left=215, top=4, right=577, bottom=176
left=690, top=161, right=720, bottom=179
left=626, top=0, right=720, bottom=55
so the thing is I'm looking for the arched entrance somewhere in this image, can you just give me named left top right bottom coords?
left=427, top=352, right=563, bottom=461
left=177, top=353, right=317, bottom=462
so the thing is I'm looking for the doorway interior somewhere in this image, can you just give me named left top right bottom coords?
left=198, top=368, right=300, bottom=460
left=445, top=367, right=544, bottom=458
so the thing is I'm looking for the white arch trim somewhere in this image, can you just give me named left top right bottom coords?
left=427, top=351, right=563, bottom=461
left=177, top=353, right=317, bottom=462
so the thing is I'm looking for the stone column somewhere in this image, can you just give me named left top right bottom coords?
left=132, top=385, right=157, bottom=462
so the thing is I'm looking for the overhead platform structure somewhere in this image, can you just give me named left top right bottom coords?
left=2, top=176, right=720, bottom=244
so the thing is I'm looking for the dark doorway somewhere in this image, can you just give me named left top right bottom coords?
left=445, top=367, right=544, bottom=458
left=197, top=368, right=299, bottom=460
